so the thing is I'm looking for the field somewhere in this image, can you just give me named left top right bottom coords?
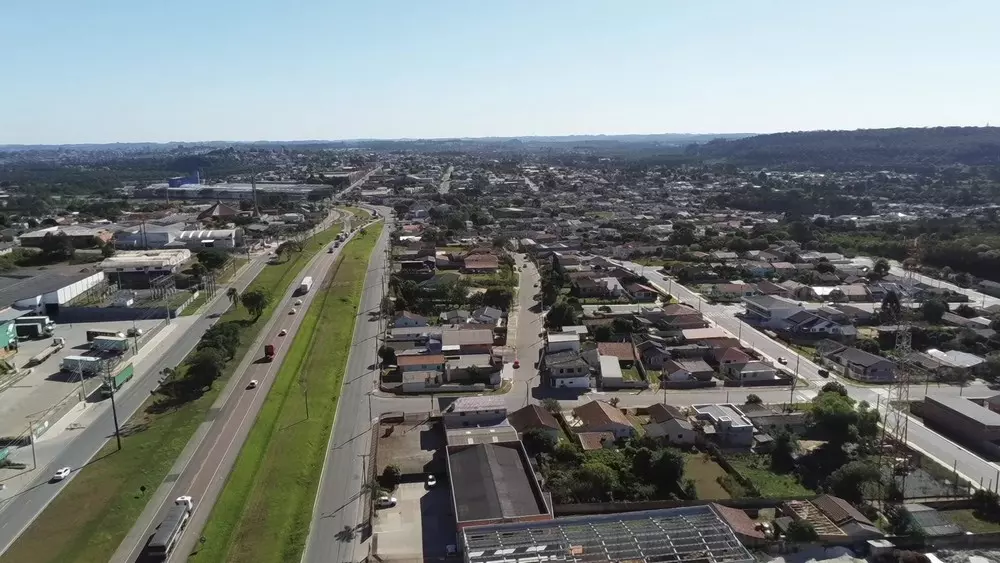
left=0, top=224, right=344, bottom=563
left=726, top=455, right=814, bottom=498
left=683, top=453, right=731, bottom=500
left=944, top=509, right=1000, bottom=533
left=190, top=224, right=382, bottom=563
left=620, top=366, right=641, bottom=381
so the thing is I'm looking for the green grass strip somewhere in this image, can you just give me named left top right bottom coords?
left=191, top=223, right=382, bottom=563
left=0, top=219, right=347, bottom=563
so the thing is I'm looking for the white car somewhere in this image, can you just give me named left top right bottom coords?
left=279, top=329, right=287, bottom=336
left=247, top=380, right=258, bottom=390
left=376, top=495, right=397, bottom=509
left=52, top=467, right=71, bottom=482
left=289, top=309, right=297, bottom=315
left=426, top=474, right=437, bottom=487
left=295, top=300, right=303, bottom=306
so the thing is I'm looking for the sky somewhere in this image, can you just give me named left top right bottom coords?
left=2, top=0, right=999, bottom=144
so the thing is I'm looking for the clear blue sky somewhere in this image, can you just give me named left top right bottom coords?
left=2, top=0, right=998, bottom=144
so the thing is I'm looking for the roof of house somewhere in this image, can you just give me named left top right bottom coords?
left=833, top=347, right=891, bottom=368
left=473, top=306, right=503, bottom=320
left=545, top=349, right=591, bottom=369
left=743, top=294, right=800, bottom=309
left=450, top=395, right=506, bottom=413
left=926, top=394, right=1000, bottom=427
left=712, top=347, right=751, bottom=364
left=711, top=503, right=766, bottom=540
left=573, top=400, right=632, bottom=429
left=448, top=443, right=547, bottom=522
left=395, top=354, right=446, bottom=367
left=507, top=404, right=560, bottom=432
left=577, top=431, right=616, bottom=450
left=813, top=494, right=873, bottom=526
left=464, top=254, right=500, bottom=269
left=442, top=329, right=494, bottom=347
left=396, top=311, right=427, bottom=321
left=661, top=303, right=700, bottom=316
left=647, top=403, right=686, bottom=424
left=596, top=342, right=635, bottom=362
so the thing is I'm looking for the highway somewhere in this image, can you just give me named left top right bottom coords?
left=439, top=165, right=453, bottom=194
left=616, top=259, right=1000, bottom=490
left=114, top=211, right=363, bottom=562
left=302, top=207, right=391, bottom=563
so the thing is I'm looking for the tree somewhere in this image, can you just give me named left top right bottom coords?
left=955, top=303, right=977, bottom=318
left=816, top=261, right=836, bottom=274
left=541, top=398, right=561, bottom=414
left=770, top=432, right=798, bottom=472
left=856, top=338, right=880, bottom=354
left=872, top=258, right=891, bottom=279
left=380, top=296, right=394, bottom=317
left=226, top=287, right=240, bottom=310
left=100, top=243, right=115, bottom=258
left=39, top=232, right=75, bottom=259
left=821, top=381, right=847, bottom=396
left=827, top=461, right=880, bottom=504
left=521, top=428, right=557, bottom=455
left=378, top=345, right=397, bottom=367
left=651, top=448, right=685, bottom=492
left=881, top=290, right=902, bottom=321
left=197, top=248, right=230, bottom=271
left=745, top=394, right=763, bottom=405
left=380, top=464, right=401, bottom=490
left=785, top=519, right=818, bottom=543
left=545, top=302, right=578, bottom=330
left=191, top=263, right=208, bottom=280
left=241, top=288, right=271, bottom=320
left=593, top=325, right=613, bottom=342
left=920, top=299, right=948, bottom=323
left=199, top=322, right=241, bottom=359
left=187, top=347, right=226, bottom=390
left=609, top=397, right=620, bottom=408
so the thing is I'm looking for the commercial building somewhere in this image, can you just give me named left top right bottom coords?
left=922, top=394, right=1000, bottom=443
left=174, top=229, right=243, bottom=249
left=742, top=294, right=804, bottom=327
left=136, top=181, right=332, bottom=202
left=446, top=441, right=551, bottom=531
left=460, top=505, right=753, bottom=563
left=19, top=225, right=113, bottom=248
left=0, top=267, right=105, bottom=316
left=101, top=249, right=192, bottom=289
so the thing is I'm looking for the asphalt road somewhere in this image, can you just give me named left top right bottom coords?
left=117, top=212, right=363, bottom=562
left=616, top=259, right=1000, bottom=490
left=438, top=166, right=453, bottom=194
left=0, top=257, right=270, bottom=557
left=302, top=208, right=392, bottom=563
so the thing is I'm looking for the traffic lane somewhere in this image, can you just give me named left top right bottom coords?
left=144, top=235, right=357, bottom=561
left=0, top=260, right=270, bottom=555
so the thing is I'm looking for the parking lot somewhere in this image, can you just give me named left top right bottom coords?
left=373, top=482, right=456, bottom=562
left=375, top=418, right=446, bottom=476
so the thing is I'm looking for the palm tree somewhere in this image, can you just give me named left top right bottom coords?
left=226, top=287, right=240, bottom=310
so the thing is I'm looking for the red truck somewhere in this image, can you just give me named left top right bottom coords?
left=264, top=344, right=275, bottom=362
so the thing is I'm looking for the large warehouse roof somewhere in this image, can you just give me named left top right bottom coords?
left=447, top=442, right=548, bottom=523
left=926, top=394, right=1000, bottom=427
left=0, top=268, right=100, bottom=306
left=462, top=505, right=753, bottom=563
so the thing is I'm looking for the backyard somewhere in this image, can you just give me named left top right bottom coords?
left=683, top=453, right=731, bottom=500
left=726, top=454, right=814, bottom=498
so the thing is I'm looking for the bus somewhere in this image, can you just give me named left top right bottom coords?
left=86, top=329, right=124, bottom=342
left=146, top=496, right=194, bottom=560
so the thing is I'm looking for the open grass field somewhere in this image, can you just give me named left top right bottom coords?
left=726, top=455, right=813, bottom=498
left=683, top=453, right=731, bottom=500
left=944, top=509, right=1000, bottom=533
left=190, top=224, right=382, bottom=563
left=0, top=225, right=343, bottom=563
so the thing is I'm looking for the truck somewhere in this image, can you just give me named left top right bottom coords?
left=15, top=316, right=55, bottom=339
left=100, top=363, right=134, bottom=398
left=86, top=329, right=125, bottom=342
left=90, top=336, right=130, bottom=354
left=61, top=355, right=103, bottom=376
left=26, top=337, right=66, bottom=367
left=264, top=344, right=276, bottom=362
left=16, top=323, right=46, bottom=340
left=298, top=276, right=313, bottom=294
left=145, top=496, right=195, bottom=560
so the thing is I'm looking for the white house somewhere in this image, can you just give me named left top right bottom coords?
left=394, top=311, right=429, bottom=328
left=546, top=332, right=581, bottom=354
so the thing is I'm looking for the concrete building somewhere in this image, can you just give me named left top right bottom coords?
left=393, top=311, right=429, bottom=328
left=506, top=405, right=560, bottom=442
left=444, top=396, right=508, bottom=428
left=828, top=347, right=895, bottom=382
left=692, top=403, right=755, bottom=448
left=742, top=294, right=805, bottom=327
left=545, top=332, right=580, bottom=354
left=100, top=249, right=191, bottom=289
left=173, top=228, right=243, bottom=249
left=543, top=350, right=591, bottom=388
left=19, top=225, right=113, bottom=248
left=0, top=267, right=106, bottom=316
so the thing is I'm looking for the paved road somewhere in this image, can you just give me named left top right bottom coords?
left=302, top=208, right=392, bottom=563
left=523, top=176, right=538, bottom=193
left=113, top=211, right=362, bottom=562
left=615, top=259, right=1000, bottom=489
left=438, top=165, right=453, bottom=194
left=0, top=257, right=272, bottom=557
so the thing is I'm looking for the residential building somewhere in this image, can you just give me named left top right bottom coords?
left=661, top=358, right=715, bottom=382
left=471, top=306, right=503, bottom=325
left=923, top=394, right=1000, bottom=443
left=462, top=254, right=500, bottom=273
left=394, top=311, right=429, bottom=328
left=570, top=400, right=635, bottom=439
left=545, top=332, right=580, bottom=354
left=543, top=350, right=592, bottom=388
left=738, top=403, right=809, bottom=435
left=828, top=347, right=895, bottom=382
left=506, top=404, right=561, bottom=442
left=442, top=329, right=495, bottom=354
left=708, top=283, right=759, bottom=303
left=444, top=396, right=508, bottom=428
left=636, top=339, right=669, bottom=369
left=625, top=282, right=659, bottom=302
left=395, top=354, right=446, bottom=374
left=440, top=309, right=471, bottom=324
left=742, top=295, right=804, bottom=327
left=723, top=361, right=777, bottom=383
left=644, top=403, right=696, bottom=445
left=692, top=403, right=754, bottom=448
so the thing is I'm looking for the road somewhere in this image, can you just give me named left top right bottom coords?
left=615, top=259, right=1000, bottom=490
left=438, top=165, right=453, bottom=194
left=302, top=208, right=392, bottom=563
left=112, top=211, right=363, bottom=562
left=509, top=255, right=545, bottom=407
left=523, top=176, right=538, bottom=193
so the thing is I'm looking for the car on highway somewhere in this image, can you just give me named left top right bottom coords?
left=279, top=329, right=287, bottom=336
left=426, top=474, right=437, bottom=488
left=818, top=369, right=830, bottom=377
left=295, top=300, right=303, bottom=306
left=778, top=357, right=788, bottom=365
left=208, top=312, right=222, bottom=318
left=513, top=360, right=520, bottom=369
left=247, top=380, right=258, bottom=390
left=51, top=467, right=71, bottom=482
left=376, top=495, right=397, bottom=508
left=289, top=308, right=297, bottom=315
left=328, top=247, right=334, bottom=253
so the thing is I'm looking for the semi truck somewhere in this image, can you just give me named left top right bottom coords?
left=264, top=344, right=276, bottom=362
left=146, top=496, right=195, bottom=560
left=86, top=329, right=125, bottom=342
left=298, top=276, right=313, bottom=294
left=61, top=355, right=103, bottom=376
left=26, top=337, right=66, bottom=367
left=100, top=363, right=134, bottom=398
left=90, top=336, right=130, bottom=354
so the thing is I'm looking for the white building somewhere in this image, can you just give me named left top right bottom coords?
left=546, top=332, right=581, bottom=354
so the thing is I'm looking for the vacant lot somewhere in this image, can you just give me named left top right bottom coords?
left=192, top=224, right=382, bottom=563
left=683, top=453, right=730, bottom=500
left=726, top=455, right=813, bottom=498
left=1, top=224, right=344, bottom=563
left=944, top=509, right=1000, bottom=533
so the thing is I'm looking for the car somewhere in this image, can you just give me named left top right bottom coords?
left=289, top=309, right=297, bottom=315
left=295, top=300, right=303, bottom=306
left=818, top=369, right=830, bottom=378
left=375, top=495, right=397, bottom=508
left=777, top=357, right=788, bottom=365
left=279, top=329, right=287, bottom=336
left=426, top=474, right=437, bottom=487
left=534, top=282, right=539, bottom=288
left=247, top=380, right=258, bottom=389
left=328, top=248, right=334, bottom=253
left=513, top=360, right=520, bottom=369
left=52, top=467, right=71, bottom=482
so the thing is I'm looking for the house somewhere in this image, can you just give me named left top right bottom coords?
left=544, top=350, right=592, bottom=388
left=441, top=329, right=495, bottom=354
left=829, top=347, right=895, bottom=382
left=571, top=400, right=635, bottom=440
left=395, top=354, right=446, bottom=374
left=546, top=332, right=581, bottom=354
left=978, top=280, right=1000, bottom=298
left=742, top=295, right=804, bottom=327
left=692, top=404, right=755, bottom=448
left=661, top=358, right=715, bottom=382
left=643, top=403, right=697, bottom=445
left=440, top=309, right=471, bottom=324
left=443, top=396, right=507, bottom=428
left=577, top=432, right=617, bottom=451
left=712, top=504, right=767, bottom=547
left=781, top=495, right=883, bottom=543
left=754, top=280, right=791, bottom=298
left=723, top=361, right=777, bottom=383
left=471, top=306, right=503, bottom=325
left=708, top=283, right=759, bottom=303
left=778, top=280, right=815, bottom=301
left=598, top=355, right=627, bottom=388
left=394, top=311, right=429, bottom=328
left=925, top=348, right=986, bottom=374
left=597, top=277, right=626, bottom=299
left=783, top=310, right=858, bottom=340
left=711, top=251, right=738, bottom=261
left=625, top=283, right=659, bottom=302
left=506, top=405, right=561, bottom=442
left=636, top=339, right=669, bottom=369
left=572, top=277, right=605, bottom=298
left=711, top=346, right=752, bottom=367
left=462, top=254, right=500, bottom=273
left=596, top=342, right=636, bottom=364
left=738, top=403, right=809, bottom=435
left=445, top=354, right=501, bottom=384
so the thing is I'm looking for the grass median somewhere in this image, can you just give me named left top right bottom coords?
left=0, top=222, right=345, bottom=563
left=190, top=223, right=382, bottom=563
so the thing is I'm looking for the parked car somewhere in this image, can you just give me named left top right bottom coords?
left=376, top=495, right=397, bottom=509
left=52, top=467, right=71, bottom=482
left=426, top=474, right=437, bottom=488
left=818, top=369, right=830, bottom=378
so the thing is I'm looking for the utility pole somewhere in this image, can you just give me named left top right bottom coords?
left=106, top=363, right=122, bottom=451
left=27, top=422, right=36, bottom=470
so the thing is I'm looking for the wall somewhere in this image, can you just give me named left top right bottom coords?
left=53, top=272, right=106, bottom=305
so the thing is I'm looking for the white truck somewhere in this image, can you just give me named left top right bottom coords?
left=90, top=336, right=130, bottom=354
left=298, top=276, right=313, bottom=294
left=61, top=355, right=103, bottom=375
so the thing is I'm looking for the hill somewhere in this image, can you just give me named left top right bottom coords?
left=685, top=126, right=1000, bottom=170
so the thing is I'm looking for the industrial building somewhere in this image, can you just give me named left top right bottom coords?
left=0, top=266, right=105, bottom=316
left=135, top=181, right=332, bottom=202
left=100, top=249, right=192, bottom=289
left=18, top=225, right=114, bottom=248
left=460, top=505, right=753, bottom=563
left=446, top=441, right=551, bottom=531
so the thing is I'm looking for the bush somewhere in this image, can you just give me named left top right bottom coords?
left=380, top=464, right=401, bottom=490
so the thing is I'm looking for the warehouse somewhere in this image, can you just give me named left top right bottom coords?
left=173, top=229, right=243, bottom=249
left=101, top=249, right=192, bottom=289
left=0, top=266, right=105, bottom=316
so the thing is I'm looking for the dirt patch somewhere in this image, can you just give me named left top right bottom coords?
left=375, top=419, right=446, bottom=477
